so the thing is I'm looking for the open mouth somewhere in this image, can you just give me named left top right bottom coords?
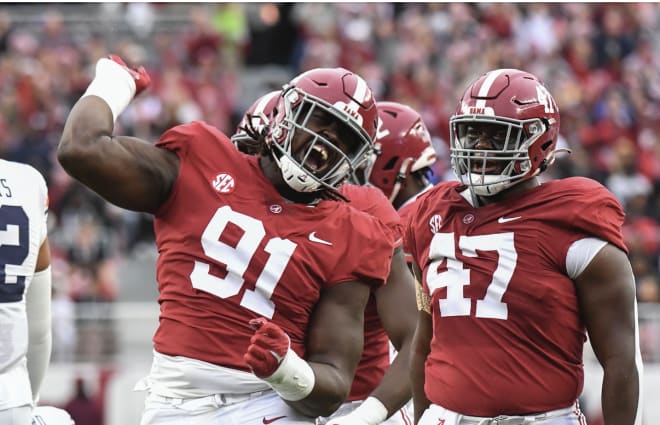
left=469, top=153, right=501, bottom=174
left=471, top=162, right=500, bottom=174
left=302, top=144, right=331, bottom=173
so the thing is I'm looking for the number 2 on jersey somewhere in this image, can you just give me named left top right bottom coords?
left=0, top=205, right=30, bottom=303
left=426, top=232, right=517, bottom=319
left=190, top=206, right=296, bottom=318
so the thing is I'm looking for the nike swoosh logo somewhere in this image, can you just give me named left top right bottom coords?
left=309, top=232, right=332, bottom=246
left=497, top=216, right=522, bottom=223
left=262, top=416, right=286, bottom=424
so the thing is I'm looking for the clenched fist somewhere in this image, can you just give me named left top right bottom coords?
left=82, top=54, right=152, bottom=122
left=244, top=318, right=290, bottom=378
left=106, top=54, right=151, bottom=97
left=243, top=318, right=315, bottom=401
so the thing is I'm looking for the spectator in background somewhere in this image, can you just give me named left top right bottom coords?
left=606, top=137, right=652, bottom=210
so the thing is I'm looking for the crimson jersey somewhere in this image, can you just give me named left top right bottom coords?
left=404, top=178, right=626, bottom=416
left=397, top=201, right=416, bottom=228
left=339, top=184, right=403, bottom=401
left=151, top=121, right=395, bottom=371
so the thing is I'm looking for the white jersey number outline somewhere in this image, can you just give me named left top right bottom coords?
left=426, top=232, right=517, bottom=319
left=190, top=205, right=296, bottom=318
left=0, top=205, right=30, bottom=303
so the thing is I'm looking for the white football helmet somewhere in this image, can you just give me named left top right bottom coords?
left=32, top=406, right=75, bottom=425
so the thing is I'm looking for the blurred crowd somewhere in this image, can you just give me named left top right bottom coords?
left=1, top=3, right=660, bottom=363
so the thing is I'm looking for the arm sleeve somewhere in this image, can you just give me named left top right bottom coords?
left=565, top=237, right=608, bottom=279
left=26, top=266, right=52, bottom=403
left=35, top=168, right=49, bottom=245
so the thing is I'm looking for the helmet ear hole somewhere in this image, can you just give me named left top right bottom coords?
left=384, top=157, right=398, bottom=170
left=541, top=140, right=553, bottom=151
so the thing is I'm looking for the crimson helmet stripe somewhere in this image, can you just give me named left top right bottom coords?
left=253, top=91, right=279, bottom=115
left=351, top=75, right=370, bottom=104
left=475, top=69, right=505, bottom=108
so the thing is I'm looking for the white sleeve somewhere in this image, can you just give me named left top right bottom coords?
left=26, top=266, right=52, bottom=403
left=36, top=169, right=49, bottom=245
left=565, top=237, right=608, bottom=279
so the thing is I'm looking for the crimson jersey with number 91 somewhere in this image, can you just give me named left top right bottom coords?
left=404, top=178, right=626, bottom=416
left=151, top=121, right=396, bottom=371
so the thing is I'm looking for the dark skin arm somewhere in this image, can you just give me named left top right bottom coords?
left=410, top=262, right=431, bottom=424
left=289, top=280, right=370, bottom=417
left=574, top=244, right=640, bottom=425
left=57, top=96, right=179, bottom=213
left=371, top=247, right=418, bottom=416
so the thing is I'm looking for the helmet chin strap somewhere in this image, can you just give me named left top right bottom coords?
left=388, top=157, right=414, bottom=203
left=480, top=146, right=571, bottom=192
left=276, top=155, right=322, bottom=192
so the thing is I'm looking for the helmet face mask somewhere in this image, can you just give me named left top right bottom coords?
left=232, top=91, right=281, bottom=155
left=449, top=68, right=560, bottom=197
left=350, top=147, right=378, bottom=186
left=268, top=68, right=378, bottom=193
left=451, top=115, right=547, bottom=196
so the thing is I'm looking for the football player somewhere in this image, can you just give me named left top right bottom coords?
left=321, top=100, right=440, bottom=425
left=0, top=160, right=52, bottom=425
left=406, top=68, right=643, bottom=425
left=234, top=94, right=418, bottom=425
left=368, top=101, right=438, bottom=263
left=57, top=56, right=396, bottom=425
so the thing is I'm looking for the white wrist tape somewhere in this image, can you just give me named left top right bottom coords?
left=349, top=397, right=389, bottom=425
left=262, top=347, right=315, bottom=401
left=81, top=58, right=137, bottom=123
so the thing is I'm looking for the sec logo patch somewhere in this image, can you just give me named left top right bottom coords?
left=211, top=173, right=235, bottom=194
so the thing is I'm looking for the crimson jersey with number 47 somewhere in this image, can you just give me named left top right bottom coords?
left=339, top=183, right=403, bottom=401
left=404, top=177, right=626, bottom=416
left=151, top=121, right=395, bottom=371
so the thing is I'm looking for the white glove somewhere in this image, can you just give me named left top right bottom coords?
left=327, top=397, right=389, bottom=425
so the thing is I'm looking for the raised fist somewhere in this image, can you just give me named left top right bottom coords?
left=244, top=318, right=290, bottom=378
left=106, top=54, right=151, bottom=97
